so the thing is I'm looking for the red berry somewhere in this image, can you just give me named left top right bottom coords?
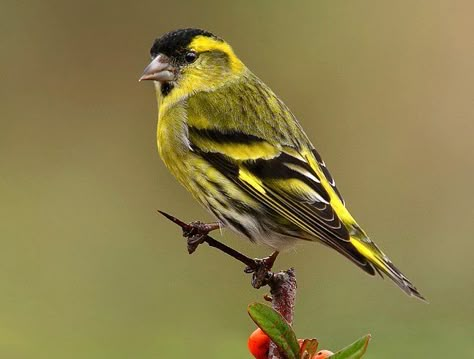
left=313, top=349, right=334, bottom=359
left=248, top=328, right=270, bottom=359
left=298, top=339, right=333, bottom=359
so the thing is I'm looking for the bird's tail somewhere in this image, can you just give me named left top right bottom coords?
left=349, top=233, right=426, bottom=302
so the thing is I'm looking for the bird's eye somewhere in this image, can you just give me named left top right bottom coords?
left=184, top=51, right=198, bottom=63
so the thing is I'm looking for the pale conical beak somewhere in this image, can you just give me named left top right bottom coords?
left=139, top=54, right=175, bottom=82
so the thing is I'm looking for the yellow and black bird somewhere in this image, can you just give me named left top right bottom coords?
left=140, top=28, right=424, bottom=300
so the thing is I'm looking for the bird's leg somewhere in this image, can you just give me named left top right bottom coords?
left=182, top=221, right=221, bottom=254
left=244, top=251, right=280, bottom=289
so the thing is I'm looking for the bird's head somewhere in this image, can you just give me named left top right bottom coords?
left=140, top=28, right=245, bottom=99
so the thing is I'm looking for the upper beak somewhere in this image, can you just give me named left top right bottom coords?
left=139, top=54, right=175, bottom=82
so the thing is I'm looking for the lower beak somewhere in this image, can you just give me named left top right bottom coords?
left=139, top=54, right=175, bottom=82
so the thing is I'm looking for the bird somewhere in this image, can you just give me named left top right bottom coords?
left=140, top=28, right=424, bottom=300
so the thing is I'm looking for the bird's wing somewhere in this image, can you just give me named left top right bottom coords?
left=188, top=126, right=374, bottom=273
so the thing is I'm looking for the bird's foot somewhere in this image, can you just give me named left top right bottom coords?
left=182, top=221, right=221, bottom=254
left=244, top=251, right=279, bottom=289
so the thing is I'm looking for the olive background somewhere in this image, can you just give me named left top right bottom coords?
left=1, top=1, right=473, bottom=358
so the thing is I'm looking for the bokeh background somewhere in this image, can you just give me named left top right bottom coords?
left=1, top=1, right=473, bottom=358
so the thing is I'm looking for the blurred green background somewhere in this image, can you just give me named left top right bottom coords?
left=1, top=1, right=473, bottom=358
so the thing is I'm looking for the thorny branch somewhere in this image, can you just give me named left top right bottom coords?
left=159, top=210, right=297, bottom=359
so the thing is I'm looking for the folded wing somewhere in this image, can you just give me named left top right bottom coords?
left=188, top=126, right=376, bottom=275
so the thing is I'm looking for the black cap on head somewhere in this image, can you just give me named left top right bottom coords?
left=150, top=28, right=219, bottom=58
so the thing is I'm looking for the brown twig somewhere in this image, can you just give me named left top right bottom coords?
left=158, top=210, right=258, bottom=269
left=158, top=210, right=297, bottom=359
left=268, top=268, right=297, bottom=358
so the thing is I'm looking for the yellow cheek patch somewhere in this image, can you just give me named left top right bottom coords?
left=189, top=35, right=244, bottom=74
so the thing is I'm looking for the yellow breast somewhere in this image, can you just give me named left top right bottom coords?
left=157, top=103, right=192, bottom=184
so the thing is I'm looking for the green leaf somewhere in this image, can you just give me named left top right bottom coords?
left=248, top=302, right=300, bottom=359
left=299, top=338, right=319, bottom=359
left=329, top=334, right=371, bottom=359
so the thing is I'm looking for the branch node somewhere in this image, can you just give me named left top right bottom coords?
left=158, top=211, right=297, bottom=359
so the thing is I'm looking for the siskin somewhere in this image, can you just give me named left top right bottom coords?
left=140, top=28, right=424, bottom=300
